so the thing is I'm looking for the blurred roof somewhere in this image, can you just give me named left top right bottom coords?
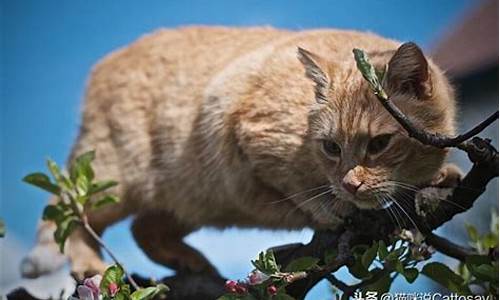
left=432, top=0, right=498, bottom=79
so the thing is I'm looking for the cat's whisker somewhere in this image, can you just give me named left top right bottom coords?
left=263, top=184, right=330, bottom=206
left=431, top=197, right=469, bottom=212
left=382, top=195, right=404, bottom=231
left=389, top=182, right=470, bottom=213
left=384, top=181, right=419, bottom=192
left=374, top=194, right=400, bottom=231
left=284, top=188, right=333, bottom=220
left=386, top=193, right=422, bottom=233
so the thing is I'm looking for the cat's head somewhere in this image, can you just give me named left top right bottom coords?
left=298, top=42, right=456, bottom=210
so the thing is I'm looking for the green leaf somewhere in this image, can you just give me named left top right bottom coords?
left=465, top=255, right=491, bottom=266
left=251, top=251, right=280, bottom=275
left=100, top=264, right=125, bottom=296
left=384, top=247, right=405, bottom=263
left=89, top=180, right=118, bottom=195
left=114, top=291, right=129, bottom=300
left=394, top=260, right=404, bottom=274
left=284, top=257, right=320, bottom=272
left=217, top=295, right=239, bottom=300
left=352, top=48, right=387, bottom=98
left=362, top=242, right=378, bottom=269
left=47, top=160, right=73, bottom=191
left=54, top=216, right=79, bottom=253
left=378, top=240, right=389, bottom=260
left=324, top=248, right=338, bottom=265
left=130, top=284, right=169, bottom=300
left=422, top=262, right=471, bottom=295
left=348, top=259, right=371, bottom=279
left=75, top=175, right=90, bottom=197
left=482, top=233, right=498, bottom=249
left=217, top=294, right=258, bottom=300
left=273, top=293, right=296, bottom=300
left=351, top=244, right=369, bottom=256
left=23, top=173, right=61, bottom=195
left=70, top=151, right=96, bottom=182
left=401, top=267, right=419, bottom=283
left=465, top=224, right=479, bottom=242
left=0, top=219, right=5, bottom=238
left=42, top=204, right=64, bottom=221
left=465, top=256, right=497, bottom=283
left=468, top=264, right=497, bottom=283
left=92, top=195, right=120, bottom=210
left=362, top=271, right=393, bottom=294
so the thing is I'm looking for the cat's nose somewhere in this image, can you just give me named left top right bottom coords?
left=342, top=177, right=363, bottom=195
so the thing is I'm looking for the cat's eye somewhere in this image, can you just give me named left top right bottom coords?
left=322, top=140, right=341, bottom=158
left=367, top=134, right=393, bottom=155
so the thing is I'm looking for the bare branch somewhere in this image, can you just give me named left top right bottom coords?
left=81, top=219, right=140, bottom=291
left=375, top=94, right=498, bottom=149
left=425, top=232, right=476, bottom=261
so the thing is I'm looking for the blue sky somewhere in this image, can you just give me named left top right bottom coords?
left=1, top=0, right=477, bottom=297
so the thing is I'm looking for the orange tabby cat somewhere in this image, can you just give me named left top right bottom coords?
left=21, top=26, right=461, bottom=279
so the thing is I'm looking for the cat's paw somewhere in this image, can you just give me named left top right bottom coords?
left=415, top=186, right=455, bottom=217
left=430, top=163, right=463, bottom=188
left=20, top=242, right=67, bottom=278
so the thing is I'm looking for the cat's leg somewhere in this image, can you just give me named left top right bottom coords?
left=21, top=196, right=130, bottom=280
left=131, top=210, right=219, bottom=275
left=431, top=163, right=463, bottom=188
left=66, top=202, right=131, bottom=279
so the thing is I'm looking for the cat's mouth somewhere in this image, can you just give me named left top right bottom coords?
left=341, top=189, right=397, bottom=211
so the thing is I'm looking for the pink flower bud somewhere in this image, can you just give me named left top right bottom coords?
left=82, top=274, right=102, bottom=300
left=247, top=270, right=269, bottom=285
left=225, top=280, right=238, bottom=293
left=267, top=285, right=278, bottom=296
left=234, top=283, right=248, bottom=294
left=77, top=286, right=97, bottom=300
left=108, top=282, right=119, bottom=297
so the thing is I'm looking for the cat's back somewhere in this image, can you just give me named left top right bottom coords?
left=84, top=26, right=398, bottom=121
left=84, top=26, right=291, bottom=115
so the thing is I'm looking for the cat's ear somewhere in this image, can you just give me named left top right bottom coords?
left=297, top=47, right=330, bottom=104
left=385, top=42, right=432, bottom=99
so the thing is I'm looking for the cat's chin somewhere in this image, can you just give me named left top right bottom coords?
left=346, top=196, right=389, bottom=211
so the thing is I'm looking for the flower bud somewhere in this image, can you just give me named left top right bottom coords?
left=267, top=285, right=278, bottom=296
left=247, top=270, right=269, bottom=285
left=225, top=280, right=239, bottom=293
left=83, top=274, right=102, bottom=300
left=108, top=282, right=119, bottom=297
left=235, top=283, right=248, bottom=294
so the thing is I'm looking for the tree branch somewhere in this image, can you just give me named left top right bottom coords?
left=81, top=219, right=140, bottom=291
left=376, top=94, right=498, bottom=149
left=425, top=232, right=476, bottom=261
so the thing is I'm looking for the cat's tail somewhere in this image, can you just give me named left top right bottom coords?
left=20, top=196, right=68, bottom=278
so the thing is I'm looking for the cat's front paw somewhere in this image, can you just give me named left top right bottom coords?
left=430, top=163, right=463, bottom=188
left=20, top=242, right=67, bottom=278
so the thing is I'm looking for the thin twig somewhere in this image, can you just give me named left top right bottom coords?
left=325, top=274, right=349, bottom=292
left=376, top=95, right=498, bottom=149
left=425, top=232, right=477, bottom=261
left=81, top=218, right=140, bottom=290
